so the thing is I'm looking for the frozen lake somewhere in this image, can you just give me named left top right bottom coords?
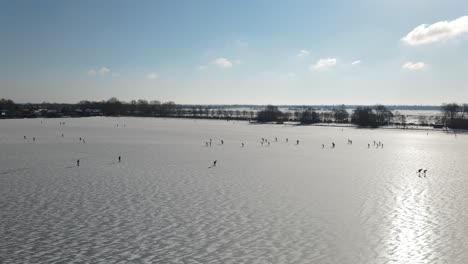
left=1, top=117, right=468, bottom=263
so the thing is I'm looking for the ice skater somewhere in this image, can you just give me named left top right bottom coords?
left=209, top=160, right=217, bottom=168
left=296, top=140, right=299, bottom=145
left=241, top=143, right=244, bottom=147
left=417, top=168, right=422, bottom=177
left=77, top=159, right=80, bottom=167
left=118, top=156, right=121, bottom=163
left=331, top=142, right=335, bottom=148
left=322, top=144, right=325, bottom=149
left=221, top=140, right=224, bottom=145
left=423, top=169, right=427, bottom=177
left=33, top=137, right=35, bottom=141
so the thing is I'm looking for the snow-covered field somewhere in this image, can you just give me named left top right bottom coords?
left=1, top=117, right=468, bottom=263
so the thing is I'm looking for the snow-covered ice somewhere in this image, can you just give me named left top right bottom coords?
left=1, top=117, right=468, bottom=263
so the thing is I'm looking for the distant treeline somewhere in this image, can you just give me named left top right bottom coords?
left=1, top=98, right=467, bottom=129
left=0, top=98, right=256, bottom=120
left=256, top=103, right=468, bottom=129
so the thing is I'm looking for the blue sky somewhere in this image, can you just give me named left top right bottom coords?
left=1, top=0, right=468, bottom=105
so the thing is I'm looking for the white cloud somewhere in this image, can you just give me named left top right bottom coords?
left=99, top=67, right=110, bottom=75
left=402, top=62, right=425, bottom=70
left=297, top=49, right=310, bottom=57
left=311, top=58, right=337, bottom=70
left=87, top=69, right=97, bottom=76
left=351, top=60, right=361, bottom=66
left=401, top=16, right=468, bottom=46
left=212, top=57, right=233, bottom=68
left=147, top=72, right=158, bottom=80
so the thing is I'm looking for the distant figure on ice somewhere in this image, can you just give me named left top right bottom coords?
left=221, top=140, right=224, bottom=145
left=33, top=137, right=35, bottom=141
left=296, top=140, right=299, bottom=145
left=286, top=138, right=288, bottom=142
left=24, top=136, right=26, bottom=140
left=368, top=144, right=370, bottom=148
left=417, top=169, right=422, bottom=177
left=118, top=156, right=121, bottom=163
left=322, top=144, right=325, bottom=149
left=241, top=143, right=244, bottom=147
left=423, top=169, right=427, bottom=177
left=332, top=142, right=335, bottom=148
left=209, top=160, right=217, bottom=168
left=77, top=159, right=80, bottom=167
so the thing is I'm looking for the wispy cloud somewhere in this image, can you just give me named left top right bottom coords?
left=402, top=62, right=425, bottom=70
left=285, top=72, right=298, bottom=80
left=147, top=72, right=159, bottom=80
left=236, top=40, right=249, bottom=47
left=87, top=67, right=110, bottom=76
left=401, top=16, right=468, bottom=46
left=87, top=69, right=97, bottom=76
left=297, top=49, right=310, bottom=58
left=212, top=57, right=233, bottom=68
left=351, top=60, right=361, bottom=66
left=311, top=58, right=337, bottom=70
left=99, top=67, right=110, bottom=75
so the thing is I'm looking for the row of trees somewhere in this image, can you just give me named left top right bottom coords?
left=257, top=105, right=351, bottom=124
left=2, top=97, right=468, bottom=129
left=441, top=103, right=468, bottom=129
left=256, top=104, right=393, bottom=127
left=0, top=98, right=257, bottom=120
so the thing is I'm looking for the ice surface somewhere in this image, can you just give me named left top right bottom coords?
left=1, top=117, right=468, bottom=263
